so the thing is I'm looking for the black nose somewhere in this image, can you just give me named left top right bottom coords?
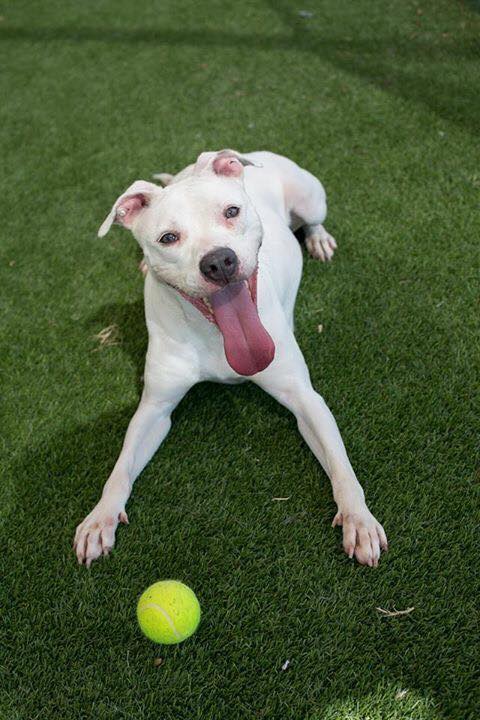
left=199, top=247, right=238, bottom=285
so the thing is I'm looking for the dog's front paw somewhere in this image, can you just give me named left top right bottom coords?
left=305, top=225, right=337, bottom=262
left=73, top=502, right=129, bottom=568
left=332, top=507, right=388, bottom=567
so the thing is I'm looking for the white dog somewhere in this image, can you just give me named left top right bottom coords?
left=74, top=150, right=387, bottom=568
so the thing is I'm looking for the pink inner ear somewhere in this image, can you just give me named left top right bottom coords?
left=212, top=156, right=243, bottom=177
left=116, top=193, right=148, bottom=227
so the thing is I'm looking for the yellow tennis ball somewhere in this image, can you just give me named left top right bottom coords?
left=137, top=580, right=201, bottom=644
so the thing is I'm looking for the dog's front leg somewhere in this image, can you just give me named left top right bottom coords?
left=74, top=389, right=186, bottom=567
left=254, top=337, right=387, bottom=566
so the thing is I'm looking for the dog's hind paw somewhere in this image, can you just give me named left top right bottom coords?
left=305, top=224, right=337, bottom=262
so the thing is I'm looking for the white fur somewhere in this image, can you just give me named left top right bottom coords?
left=74, top=150, right=387, bottom=568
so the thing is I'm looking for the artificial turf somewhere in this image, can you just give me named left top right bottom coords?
left=1, top=1, right=479, bottom=718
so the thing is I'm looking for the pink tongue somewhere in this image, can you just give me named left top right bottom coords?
left=210, top=281, right=275, bottom=376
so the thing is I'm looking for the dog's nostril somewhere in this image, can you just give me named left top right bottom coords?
left=224, top=258, right=232, bottom=267
left=210, top=264, right=218, bottom=272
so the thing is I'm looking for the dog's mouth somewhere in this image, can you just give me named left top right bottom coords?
left=178, top=270, right=275, bottom=376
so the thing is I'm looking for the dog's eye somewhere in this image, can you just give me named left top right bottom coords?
left=158, top=232, right=178, bottom=244
left=224, top=206, right=240, bottom=219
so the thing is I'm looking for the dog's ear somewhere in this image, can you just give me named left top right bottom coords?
left=194, top=150, right=260, bottom=179
left=98, top=180, right=161, bottom=238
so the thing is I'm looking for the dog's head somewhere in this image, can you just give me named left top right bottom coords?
left=99, top=150, right=275, bottom=376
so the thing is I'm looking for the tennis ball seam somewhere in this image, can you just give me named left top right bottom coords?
left=141, top=602, right=182, bottom=641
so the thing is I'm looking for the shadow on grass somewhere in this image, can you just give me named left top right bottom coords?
left=1, top=296, right=471, bottom=719
left=464, top=0, right=480, bottom=11
left=87, top=297, right=147, bottom=395
left=1, top=22, right=478, bottom=135
left=0, top=374, right=448, bottom=719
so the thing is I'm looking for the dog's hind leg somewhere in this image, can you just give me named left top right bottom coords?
left=294, top=171, right=337, bottom=261
left=152, top=172, right=174, bottom=186
left=281, top=159, right=337, bottom=262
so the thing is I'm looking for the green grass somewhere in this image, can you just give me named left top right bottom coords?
left=1, top=1, right=479, bottom=718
